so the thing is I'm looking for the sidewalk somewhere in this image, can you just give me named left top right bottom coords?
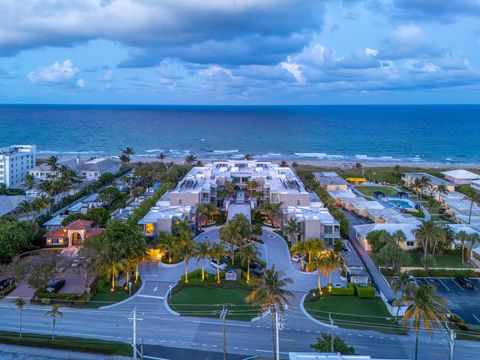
left=0, top=344, right=129, bottom=360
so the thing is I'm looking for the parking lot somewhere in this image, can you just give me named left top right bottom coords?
left=415, top=277, right=480, bottom=326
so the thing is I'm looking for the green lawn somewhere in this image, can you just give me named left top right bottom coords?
left=373, top=249, right=467, bottom=269
left=84, top=279, right=142, bottom=308
left=304, top=296, right=403, bottom=333
left=0, top=331, right=131, bottom=356
left=355, top=186, right=399, bottom=197
left=169, top=287, right=259, bottom=321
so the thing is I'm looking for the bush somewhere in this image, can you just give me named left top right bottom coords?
left=332, top=284, right=355, bottom=296
left=407, top=269, right=479, bottom=278
left=355, top=285, right=375, bottom=298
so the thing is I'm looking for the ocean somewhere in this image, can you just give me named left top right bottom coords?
left=0, top=105, right=478, bottom=164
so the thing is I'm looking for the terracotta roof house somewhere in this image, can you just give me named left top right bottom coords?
left=45, top=219, right=103, bottom=247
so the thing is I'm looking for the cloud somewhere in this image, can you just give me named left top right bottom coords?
left=0, top=1, right=325, bottom=67
left=365, top=47, right=378, bottom=57
left=76, top=78, right=85, bottom=87
left=281, top=56, right=305, bottom=83
left=28, top=60, right=79, bottom=84
left=391, top=0, right=480, bottom=21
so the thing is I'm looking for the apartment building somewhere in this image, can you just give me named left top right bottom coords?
left=0, top=145, right=36, bottom=187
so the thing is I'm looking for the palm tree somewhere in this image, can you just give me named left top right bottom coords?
left=291, top=241, right=308, bottom=271
left=391, top=272, right=415, bottom=322
left=45, top=305, right=63, bottom=341
left=98, top=242, right=127, bottom=291
left=455, top=230, right=470, bottom=264
left=24, top=173, right=35, bottom=189
left=157, top=152, right=166, bottom=162
left=463, top=187, right=480, bottom=224
left=46, top=156, right=59, bottom=176
left=184, top=154, right=197, bottom=165
left=283, top=218, right=300, bottom=244
left=246, top=180, right=257, bottom=199
left=246, top=266, right=294, bottom=360
left=325, top=250, right=342, bottom=286
left=209, top=242, right=226, bottom=283
left=220, top=223, right=240, bottom=265
left=413, top=221, right=444, bottom=271
left=158, top=232, right=178, bottom=263
left=243, top=153, right=253, bottom=160
left=119, top=154, right=130, bottom=167
left=196, top=241, right=211, bottom=281
left=394, top=285, right=450, bottom=360
left=15, top=297, right=25, bottom=338
left=17, top=200, right=32, bottom=219
left=32, top=196, right=49, bottom=218
left=177, top=239, right=196, bottom=283
left=0, top=183, right=7, bottom=195
left=304, top=238, right=326, bottom=267
left=261, top=202, right=283, bottom=228
left=393, top=165, right=401, bottom=183
left=310, top=251, right=329, bottom=296
left=280, top=161, right=288, bottom=167
left=435, top=184, right=449, bottom=202
left=355, top=162, right=362, bottom=177
left=238, top=244, right=260, bottom=283
left=123, top=147, right=135, bottom=157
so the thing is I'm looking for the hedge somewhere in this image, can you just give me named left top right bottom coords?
left=355, top=285, right=375, bottom=298
left=406, top=269, right=479, bottom=278
left=174, top=269, right=253, bottom=293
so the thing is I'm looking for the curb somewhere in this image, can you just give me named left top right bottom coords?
left=300, top=293, right=338, bottom=329
left=159, top=260, right=185, bottom=269
left=163, top=284, right=180, bottom=316
left=99, top=275, right=146, bottom=310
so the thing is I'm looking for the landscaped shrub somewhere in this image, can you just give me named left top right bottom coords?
left=332, top=283, right=355, bottom=296
left=407, top=269, right=479, bottom=278
left=355, top=285, right=375, bottom=298
left=380, top=268, right=396, bottom=276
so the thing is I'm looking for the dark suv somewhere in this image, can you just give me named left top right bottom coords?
left=456, top=276, right=473, bottom=289
left=250, top=262, right=264, bottom=276
left=46, top=279, right=65, bottom=293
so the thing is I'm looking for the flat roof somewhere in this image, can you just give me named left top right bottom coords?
left=441, top=169, right=480, bottom=180
left=313, top=172, right=349, bottom=186
left=404, top=172, right=453, bottom=187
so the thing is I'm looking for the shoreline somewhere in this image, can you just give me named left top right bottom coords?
left=37, top=155, right=480, bottom=169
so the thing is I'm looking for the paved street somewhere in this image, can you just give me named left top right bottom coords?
left=0, top=228, right=479, bottom=359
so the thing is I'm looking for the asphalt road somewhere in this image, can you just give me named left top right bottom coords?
left=1, top=229, right=480, bottom=359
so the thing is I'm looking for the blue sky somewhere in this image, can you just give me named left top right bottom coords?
left=1, top=0, right=479, bottom=104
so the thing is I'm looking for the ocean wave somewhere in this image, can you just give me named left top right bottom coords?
left=355, top=154, right=403, bottom=161
left=145, top=149, right=164, bottom=153
left=294, top=153, right=345, bottom=159
left=38, top=150, right=105, bottom=155
left=212, top=149, right=240, bottom=154
left=255, top=153, right=283, bottom=158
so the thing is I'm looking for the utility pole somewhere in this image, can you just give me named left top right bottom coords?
left=128, top=308, right=143, bottom=360
left=220, top=305, right=228, bottom=360
left=329, top=312, right=335, bottom=352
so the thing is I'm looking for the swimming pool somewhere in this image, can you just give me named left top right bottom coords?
left=387, top=198, right=415, bottom=209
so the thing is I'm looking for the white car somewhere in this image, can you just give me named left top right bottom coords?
left=291, top=254, right=305, bottom=263
left=210, top=259, right=227, bottom=270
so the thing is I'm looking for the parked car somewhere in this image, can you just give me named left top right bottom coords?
left=291, top=254, right=305, bottom=263
left=0, top=277, right=15, bottom=291
left=209, top=259, right=227, bottom=270
left=46, top=279, right=65, bottom=293
left=456, top=276, right=474, bottom=289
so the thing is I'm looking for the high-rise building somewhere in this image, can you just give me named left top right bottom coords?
left=0, top=145, right=36, bottom=187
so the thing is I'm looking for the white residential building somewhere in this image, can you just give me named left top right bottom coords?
left=0, top=145, right=36, bottom=187
left=442, top=169, right=480, bottom=185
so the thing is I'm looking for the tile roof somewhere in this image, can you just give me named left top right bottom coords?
left=65, top=219, right=94, bottom=231
left=45, top=228, right=67, bottom=238
left=85, top=228, right=104, bottom=238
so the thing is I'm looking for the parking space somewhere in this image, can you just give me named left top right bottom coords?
left=415, top=277, right=480, bottom=326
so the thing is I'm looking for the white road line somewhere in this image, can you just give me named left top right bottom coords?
left=137, top=294, right=165, bottom=299
left=153, top=286, right=158, bottom=292
left=473, top=314, right=480, bottom=324
left=438, top=279, right=450, bottom=291
left=452, top=279, right=465, bottom=291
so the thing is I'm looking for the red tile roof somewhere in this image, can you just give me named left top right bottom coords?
left=65, top=219, right=94, bottom=231
left=85, top=228, right=104, bottom=239
left=45, top=228, right=67, bottom=238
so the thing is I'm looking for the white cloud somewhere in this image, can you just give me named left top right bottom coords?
left=100, top=69, right=112, bottom=82
left=364, top=47, right=378, bottom=57
left=76, top=78, right=85, bottom=87
left=28, top=60, right=78, bottom=84
left=198, top=65, right=232, bottom=77
left=281, top=56, right=305, bottom=83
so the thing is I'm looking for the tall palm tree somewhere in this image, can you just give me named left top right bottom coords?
left=24, top=173, right=35, bottom=189
left=463, top=187, right=480, bottom=224
left=15, top=297, right=25, bottom=339
left=435, top=184, right=449, bottom=202
left=45, top=305, right=63, bottom=341
left=177, top=239, right=196, bottom=283
left=325, top=250, right=342, bottom=286
left=209, top=242, right=226, bottom=283
left=246, top=180, right=258, bottom=198
left=394, top=285, right=449, bottom=360
left=304, top=238, right=326, bottom=266
left=283, top=218, right=300, bottom=244
left=238, top=244, right=260, bottom=283
left=0, top=183, right=8, bottom=195
left=98, top=242, right=127, bottom=291
left=391, top=272, right=415, bottom=322
left=196, top=241, right=211, bottom=281
left=17, top=200, right=33, bottom=221
left=220, top=223, right=240, bottom=265
left=455, top=230, right=470, bottom=264
left=413, top=221, right=443, bottom=271
left=123, top=147, right=135, bottom=156
left=184, top=154, right=197, bottom=165
left=32, top=196, right=49, bottom=218
left=393, top=165, right=401, bottom=183
left=246, top=266, right=294, bottom=360
left=310, top=251, right=329, bottom=296
left=158, top=232, right=178, bottom=263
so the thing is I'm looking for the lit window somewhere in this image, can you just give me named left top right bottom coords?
left=145, top=223, right=154, bottom=234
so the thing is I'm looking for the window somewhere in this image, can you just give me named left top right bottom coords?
left=406, top=241, right=415, bottom=247
left=179, top=199, right=182, bottom=205
left=324, top=225, right=333, bottom=234
left=296, top=199, right=300, bottom=205
left=145, top=223, right=154, bottom=234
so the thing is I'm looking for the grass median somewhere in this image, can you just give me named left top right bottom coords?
left=304, top=296, right=404, bottom=334
left=169, top=286, right=259, bottom=321
left=0, top=331, right=131, bottom=356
